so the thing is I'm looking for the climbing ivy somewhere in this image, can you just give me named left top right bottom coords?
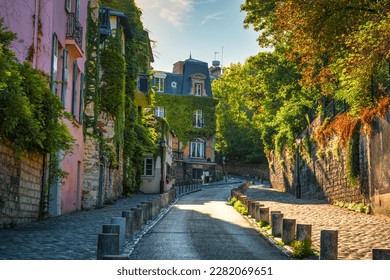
left=154, top=94, right=218, bottom=146
left=0, top=19, right=74, bottom=156
left=98, top=0, right=155, bottom=194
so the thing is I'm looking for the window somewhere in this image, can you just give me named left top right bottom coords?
left=75, top=0, right=80, bottom=19
left=171, top=81, right=177, bottom=88
left=195, top=82, right=203, bottom=96
left=65, top=0, right=71, bottom=13
left=71, top=61, right=78, bottom=116
left=51, top=33, right=58, bottom=93
left=155, top=77, right=165, bottom=92
left=138, top=75, right=149, bottom=93
left=190, top=139, right=205, bottom=158
left=61, top=49, right=68, bottom=105
left=142, top=157, right=154, bottom=176
left=193, top=110, right=203, bottom=128
left=155, top=106, right=165, bottom=118
left=79, top=73, right=84, bottom=123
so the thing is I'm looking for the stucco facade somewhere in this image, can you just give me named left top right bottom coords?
left=0, top=0, right=87, bottom=215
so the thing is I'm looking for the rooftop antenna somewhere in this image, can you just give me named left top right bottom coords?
left=221, top=46, right=224, bottom=74
left=189, top=52, right=192, bottom=59
left=214, top=51, right=219, bottom=60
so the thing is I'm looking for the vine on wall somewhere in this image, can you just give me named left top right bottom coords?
left=0, top=19, right=74, bottom=157
left=155, top=94, right=218, bottom=146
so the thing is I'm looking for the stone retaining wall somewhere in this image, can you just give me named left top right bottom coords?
left=269, top=111, right=390, bottom=216
left=0, top=142, right=44, bottom=227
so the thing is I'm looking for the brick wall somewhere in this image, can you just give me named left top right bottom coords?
left=0, top=142, right=44, bottom=227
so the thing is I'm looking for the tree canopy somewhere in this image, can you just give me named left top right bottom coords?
left=241, top=0, right=390, bottom=111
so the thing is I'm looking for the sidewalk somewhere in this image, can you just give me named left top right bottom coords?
left=242, top=183, right=390, bottom=260
left=0, top=194, right=161, bottom=260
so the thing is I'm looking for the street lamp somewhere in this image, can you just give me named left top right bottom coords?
left=159, top=138, right=166, bottom=194
left=295, top=136, right=302, bottom=199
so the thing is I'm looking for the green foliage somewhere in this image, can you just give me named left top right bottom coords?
left=259, top=220, right=269, bottom=228
left=212, top=62, right=267, bottom=163
left=100, top=31, right=126, bottom=119
left=0, top=19, right=73, bottom=156
left=85, top=1, right=154, bottom=194
left=228, top=196, right=238, bottom=206
left=231, top=199, right=248, bottom=216
left=229, top=197, right=248, bottom=215
left=154, top=94, right=217, bottom=146
left=291, top=240, right=314, bottom=259
left=241, top=0, right=390, bottom=111
left=333, top=200, right=371, bottom=214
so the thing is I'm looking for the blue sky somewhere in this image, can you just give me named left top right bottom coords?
left=134, top=0, right=264, bottom=72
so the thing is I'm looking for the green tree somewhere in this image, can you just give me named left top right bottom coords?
left=241, top=0, right=390, bottom=110
left=212, top=63, right=266, bottom=163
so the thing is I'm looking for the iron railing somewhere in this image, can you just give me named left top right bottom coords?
left=66, top=13, right=83, bottom=49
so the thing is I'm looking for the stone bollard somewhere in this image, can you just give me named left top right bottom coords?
left=320, top=230, right=338, bottom=260
left=259, top=207, right=270, bottom=224
left=254, top=203, right=261, bottom=222
left=130, top=207, right=141, bottom=230
left=122, top=211, right=135, bottom=238
left=102, top=224, right=120, bottom=236
left=103, top=254, right=129, bottom=260
left=111, top=217, right=126, bottom=250
left=137, top=204, right=148, bottom=225
left=271, top=211, right=283, bottom=237
left=247, top=201, right=254, bottom=217
left=282, top=218, right=296, bottom=245
left=372, top=249, right=390, bottom=260
left=141, top=202, right=153, bottom=221
left=296, top=224, right=312, bottom=242
left=151, top=199, right=160, bottom=219
left=97, top=233, right=119, bottom=260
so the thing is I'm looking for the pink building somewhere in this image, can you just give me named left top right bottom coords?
left=0, top=0, right=87, bottom=215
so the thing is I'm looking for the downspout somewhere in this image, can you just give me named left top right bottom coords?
left=39, top=153, right=48, bottom=219
left=32, top=0, right=40, bottom=68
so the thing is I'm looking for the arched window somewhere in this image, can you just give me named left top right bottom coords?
left=190, top=139, right=205, bottom=158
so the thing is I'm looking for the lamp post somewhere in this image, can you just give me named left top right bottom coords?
left=222, top=156, right=227, bottom=182
left=295, top=137, right=302, bottom=199
left=159, top=138, right=166, bottom=194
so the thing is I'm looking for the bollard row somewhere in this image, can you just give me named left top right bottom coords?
left=96, top=188, right=177, bottom=260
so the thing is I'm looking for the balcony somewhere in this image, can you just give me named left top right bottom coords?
left=66, top=13, right=83, bottom=58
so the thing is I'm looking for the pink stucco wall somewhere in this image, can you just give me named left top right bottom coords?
left=0, top=0, right=87, bottom=214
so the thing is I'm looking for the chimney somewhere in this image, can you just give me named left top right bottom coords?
left=173, top=61, right=184, bottom=74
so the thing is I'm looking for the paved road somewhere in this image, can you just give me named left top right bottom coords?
left=127, top=184, right=288, bottom=260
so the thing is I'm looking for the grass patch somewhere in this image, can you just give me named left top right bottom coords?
left=291, top=240, right=314, bottom=259
left=229, top=197, right=248, bottom=215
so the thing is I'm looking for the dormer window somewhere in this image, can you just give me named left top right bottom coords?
left=190, top=73, right=206, bottom=96
left=155, top=77, right=165, bottom=92
left=154, top=72, right=167, bottom=93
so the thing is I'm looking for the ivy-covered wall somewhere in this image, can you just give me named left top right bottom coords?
left=82, top=0, right=156, bottom=207
left=154, top=94, right=218, bottom=146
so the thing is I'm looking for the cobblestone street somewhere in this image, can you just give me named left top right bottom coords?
left=0, top=194, right=160, bottom=260
left=244, top=184, right=390, bottom=260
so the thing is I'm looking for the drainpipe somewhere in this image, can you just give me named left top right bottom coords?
left=32, top=0, right=40, bottom=68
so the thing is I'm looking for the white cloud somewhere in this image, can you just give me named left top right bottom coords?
left=201, top=12, right=222, bottom=25
left=138, top=0, right=193, bottom=29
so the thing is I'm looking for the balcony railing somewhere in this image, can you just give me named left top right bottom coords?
left=66, top=13, right=83, bottom=49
